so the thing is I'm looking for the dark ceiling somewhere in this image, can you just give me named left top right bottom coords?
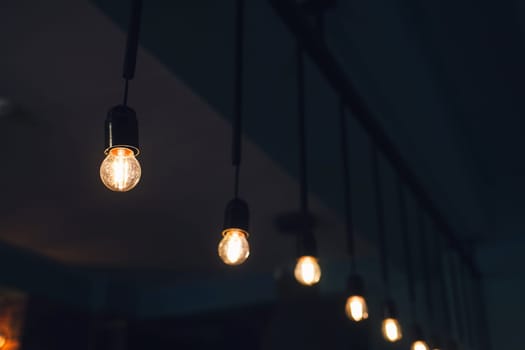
left=0, top=0, right=524, bottom=348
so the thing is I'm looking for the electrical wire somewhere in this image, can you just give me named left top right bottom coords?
left=418, top=209, right=435, bottom=329
left=339, top=102, right=356, bottom=272
left=232, top=0, right=245, bottom=198
left=448, top=253, right=465, bottom=342
left=297, top=45, right=308, bottom=216
left=371, top=144, right=390, bottom=295
left=398, top=177, right=417, bottom=323
left=435, top=230, right=453, bottom=336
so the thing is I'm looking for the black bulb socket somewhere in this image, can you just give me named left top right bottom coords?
left=412, top=324, right=425, bottom=341
left=297, top=230, right=317, bottom=257
left=429, top=335, right=442, bottom=350
left=222, top=198, right=250, bottom=236
left=383, top=299, right=399, bottom=319
left=446, top=339, right=459, bottom=350
left=346, top=273, right=365, bottom=295
left=104, top=105, right=139, bottom=155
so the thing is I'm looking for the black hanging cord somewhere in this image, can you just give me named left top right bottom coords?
left=449, top=253, right=465, bottom=342
left=371, top=144, right=389, bottom=295
left=297, top=45, right=308, bottom=216
left=232, top=0, right=244, bottom=198
left=435, top=231, right=453, bottom=335
left=121, top=0, right=143, bottom=106
left=459, top=261, right=473, bottom=347
left=123, top=79, right=130, bottom=107
left=398, top=177, right=416, bottom=322
left=418, top=209, right=435, bottom=330
left=339, top=102, right=356, bottom=272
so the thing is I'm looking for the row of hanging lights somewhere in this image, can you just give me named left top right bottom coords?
left=96, top=1, right=471, bottom=349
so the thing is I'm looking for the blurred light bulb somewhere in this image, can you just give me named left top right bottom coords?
left=294, top=256, right=321, bottom=286
left=382, top=318, right=402, bottom=342
left=100, top=147, right=141, bottom=192
left=411, top=340, right=430, bottom=350
left=0, top=329, right=9, bottom=349
left=218, top=229, right=250, bottom=265
left=345, top=295, right=369, bottom=321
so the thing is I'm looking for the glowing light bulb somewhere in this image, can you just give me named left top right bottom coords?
left=0, top=329, right=9, bottom=349
left=218, top=229, right=249, bottom=265
left=411, top=340, right=430, bottom=350
left=382, top=318, right=402, bottom=342
left=345, top=295, right=369, bottom=321
left=100, top=147, right=141, bottom=192
left=294, top=256, right=321, bottom=286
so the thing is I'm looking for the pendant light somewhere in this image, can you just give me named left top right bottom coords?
left=371, top=146, right=402, bottom=342
left=218, top=0, right=250, bottom=266
left=459, top=260, right=474, bottom=349
left=435, top=228, right=458, bottom=350
left=418, top=212, right=442, bottom=350
left=293, top=46, right=321, bottom=286
left=100, top=0, right=143, bottom=192
left=398, top=180, right=429, bottom=350
left=409, top=206, right=432, bottom=350
left=448, top=251, right=465, bottom=348
left=339, top=103, right=368, bottom=321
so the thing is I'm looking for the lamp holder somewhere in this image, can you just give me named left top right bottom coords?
left=446, top=339, right=459, bottom=350
left=104, top=105, right=139, bottom=155
left=346, top=273, right=365, bottom=295
left=429, top=335, right=442, bottom=350
left=412, top=324, right=424, bottom=341
left=383, top=299, right=399, bottom=319
left=223, top=198, right=250, bottom=233
left=297, top=230, right=317, bottom=257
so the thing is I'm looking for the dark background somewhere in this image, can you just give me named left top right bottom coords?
left=0, top=0, right=523, bottom=348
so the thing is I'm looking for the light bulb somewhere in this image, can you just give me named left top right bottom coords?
left=345, top=295, right=369, bottom=321
left=218, top=229, right=250, bottom=265
left=411, top=340, right=430, bottom=350
left=0, top=329, right=9, bottom=349
left=382, top=318, right=402, bottom=342
left=294, top=256, right=321, bottom=286
left=100, top=147, right=141, bottom=192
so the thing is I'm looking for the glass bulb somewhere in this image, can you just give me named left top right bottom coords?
left=0, top=330, right=8, bottom=349
left=345, top=295, right=369, bottom=321
left=100, top=147, right=141, bottom=192
left=382, top=318, right=402, bottom=342
left=411, top=340, right=430, bottom=350
left=218, top=229, right=250, bottom=265
left=294, top=256, right=321, bottom=286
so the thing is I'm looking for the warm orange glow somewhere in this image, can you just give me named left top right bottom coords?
left=0, top=334, right=6, bottom=349
left=382, top=318, right=402, bottom=342
left=411, top=340, right=430, bottom=350
left=294, top=256, right=321, bottom=286
left=345, top=295, right=368, bottom=321
left=218, top=229, right=250, bottom=265
left=100, top=147, right=141, bottom=192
